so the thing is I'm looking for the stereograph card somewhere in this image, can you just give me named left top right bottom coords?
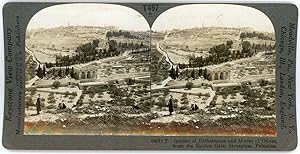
left=1, top=2, right=298, bottom=150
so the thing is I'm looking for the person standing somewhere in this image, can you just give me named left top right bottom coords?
left=36, top=94, right=41, bottom=115
left=168, top=95, right=174, bottom=115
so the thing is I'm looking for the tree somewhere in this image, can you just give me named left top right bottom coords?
left=52, top=81, right=60, bottom=89
left=58, top=68, right=62, bottom=78
left=191, top=68, right=195, bottom=80
left=242, top=41, right=251, bottom=53
left=180, top=93, right=189, bottom=105
left=36, top=64, right=43, bottom=78
left=65, top=66, right=69, bottom=76
left=70, top=67, right=75, bottom=78
left=259, top=79, right=269, bottom=86
left=226, top=40, right=233, bottom=48
left=203, top=68, right=208, bottom=79
left=240, top=32, right=246, bottom=39
left=108, top=40, right=118, bottom=53
left=125, top=78, right=135, bottom=85
left=186, top=81, right=193, bottom=90
left=169, top=66, right=176, bottom=79
left=198, top=68, right=202, bottom=77
left=42, top=65, right=46, bottom=78
left=92, top=39, right=99, bottom=47
left=175, top=66, right=179, bottom=78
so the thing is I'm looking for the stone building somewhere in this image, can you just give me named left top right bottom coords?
left=73, top=64, right=98, bottom=80
left=206, top=65, right=231, bottom=81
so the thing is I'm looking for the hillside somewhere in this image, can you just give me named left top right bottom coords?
left=25, top=26, right=150, bottom=63
left=160, top=27, right=275, bottom=64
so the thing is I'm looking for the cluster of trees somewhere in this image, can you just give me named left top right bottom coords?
left=169, top=65, right=179, bottom=79
left=183, top=68, right=208, bottom=80
left=50, top=66, right=76, bottom=79
left=185, top=40, right=274, bottom=68
left=107, top=83, right=135, bottom=106
left=150, top=51, right=170, bottom=82
left=36, top=64, right=46, bottom=78
left=106, top=30, right=141, bottom=39
left=116, top=41, right=147, bottom=53
left=241, top=86, right=271, bottom=108
left=183, top=40, right=234, bottom=68
left=240, top=31, right=274, bottom=40
left=45, top=39, right=147, bottom=68
left=170, top=65, right=208, bottom=80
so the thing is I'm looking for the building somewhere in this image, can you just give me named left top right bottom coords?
left=206, top=64, right=231, bottom=81
left=73, top=64, right=98, bottom=80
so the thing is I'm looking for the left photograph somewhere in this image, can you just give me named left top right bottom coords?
left=24, top=4, right=151, bottom=135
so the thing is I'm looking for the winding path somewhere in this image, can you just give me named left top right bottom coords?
left=151, top=34, right=176, bottom=89
left=25, top=46, right=42, bottom=68
left=25, top=46, right=43, bottom=87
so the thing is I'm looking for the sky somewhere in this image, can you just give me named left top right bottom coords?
left=27, top=4, right=150, bottom=31
left=27, top=4, right=274, bottom=33
left=152, top=4, right=275, bottom=32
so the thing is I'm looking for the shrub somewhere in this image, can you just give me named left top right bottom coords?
left=124, top=97, right=135, bottom=106
left=173, top=99, right=179, bottom=108
left=209, top=101, right=216, bottom=108
left=69, top=96, right=75, bottom=100
left=157, top=96, right=166, bottom=107
left=100, top=101, right=106, bottom=106
left=48, top=99, right=56, bottom=104
left=180, top=93, right=189, bottom=105
left=30, top=88, right=36, bottom=95
left=25, top=96, right=34, bottom=108
left=199, top=93, right=210, bottom=97
left=140, top=101, right=151, bottom=111
left=185, top=82, right=193, bottom=90
left=52, top=81, right=60, bottom=88
left=180, top=105, right=188, bottom=110
left=222, top=94, right=227, bottom=99
left=46, top=104, right=56, bottom=109
left=89, top=93, right=95, bottom=98
left=125, top=78, right=135, bottom=85
left=259, top=79, right=269, bottom=86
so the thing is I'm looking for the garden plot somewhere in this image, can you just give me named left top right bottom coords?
left=82, top=92, right=112, bottom=104
left=215, top=93, right=244, bottom=107
left=26, top=87, right=79, bottom=110
left=168, top=87, right=214, bottom=109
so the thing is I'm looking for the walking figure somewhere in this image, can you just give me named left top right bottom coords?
left=168, top=95, right=174, bottom=115
left=36, top=94, right=41, bottom=115
left=191, top=102, right=199, bottom=110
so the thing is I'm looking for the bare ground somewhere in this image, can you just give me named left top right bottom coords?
left=24, top=109, right=276, bottom=136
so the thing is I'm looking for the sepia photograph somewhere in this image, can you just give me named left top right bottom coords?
left=24, top=4, right=276, bottom=136
left=150, top=4, right=276, bottom=136
left=24, top=3, right=151, bottom=135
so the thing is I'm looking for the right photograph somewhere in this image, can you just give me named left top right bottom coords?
left=150, top=4, right=276, bottom=136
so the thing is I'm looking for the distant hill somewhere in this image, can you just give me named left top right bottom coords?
left=25, top=26, right=150, bottom=63
left=159, top=27, right=275, bottom=64
left=26, top=26, right=116, bottom=51
left=162, top=27, right=275, bottom=52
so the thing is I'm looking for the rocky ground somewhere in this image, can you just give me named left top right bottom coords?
left=24, top=105, right=276, bottom=136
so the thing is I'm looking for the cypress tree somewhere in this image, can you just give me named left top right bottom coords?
left=42, top=65, right=46, bottom=78
left=36, top=64, right=42, bottom=78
